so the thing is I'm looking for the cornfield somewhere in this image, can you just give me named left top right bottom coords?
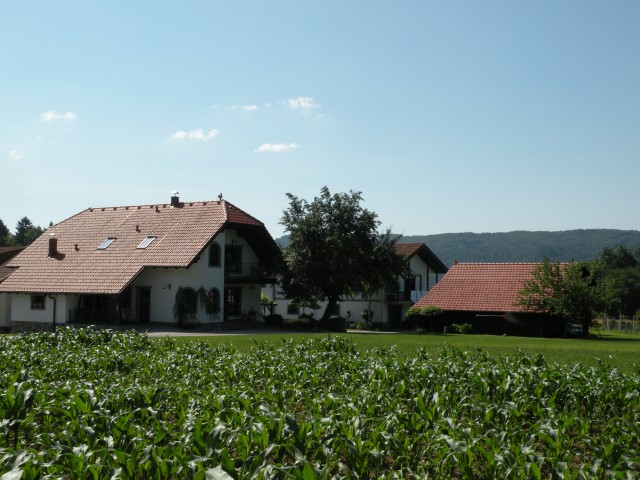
left=1, top=328, right=639, bottom=479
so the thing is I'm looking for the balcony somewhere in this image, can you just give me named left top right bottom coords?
left=385, top=290, right=427, bottom=303
left=225, top=262, right=276, bottom=283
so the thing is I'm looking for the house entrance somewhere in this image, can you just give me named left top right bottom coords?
left=136, top=287, right=151, bottom=323
left=224, top=287, right=241, bottom=321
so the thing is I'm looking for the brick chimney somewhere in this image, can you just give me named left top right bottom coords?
left=170, top=191, right=180, bottom=207
left=48, top=234, right=58, bottom=257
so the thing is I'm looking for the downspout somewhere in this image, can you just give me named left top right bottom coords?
left=48, top=295, right=57, bottom=333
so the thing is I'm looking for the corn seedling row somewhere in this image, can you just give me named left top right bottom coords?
left=1, top=328, right=639, bottom=479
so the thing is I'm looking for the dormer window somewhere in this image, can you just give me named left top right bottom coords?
left=137, top=236, right=156, bottom=249
left=98, top=237, right=116, bottom=250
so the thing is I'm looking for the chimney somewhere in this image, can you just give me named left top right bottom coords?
left=170, top=190, right=180, bottom=207
left=48, top=233, right=58, bottom=257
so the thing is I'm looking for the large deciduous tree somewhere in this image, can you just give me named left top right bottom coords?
left=517, top=259, right=607, bottom=336
left=599, top=245, right=640, bottom=317
left=279, top=187, right=408, bottom=327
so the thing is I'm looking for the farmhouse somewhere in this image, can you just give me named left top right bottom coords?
left=0, top=194, right=281, bottom=332
left=414, top=262, right=562, bottom=336
left=264, top=242, right=448, bottom=328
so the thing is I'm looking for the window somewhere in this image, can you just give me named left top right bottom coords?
left=97, top=237, right=115, bottom=250
left=225, top=245, right=242, bottom=273
left=137, top=236, right=156, bottom=249
left=31, top=295, right=46, bottom=310
left=208, top=243, right=221, bottom=267
left=224, top=287, right=242, bottom=316
left=287, top=303, right=300, bottom=315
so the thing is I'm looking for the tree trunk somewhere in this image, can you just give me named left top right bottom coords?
left=321, top=297, right=341, bottom=331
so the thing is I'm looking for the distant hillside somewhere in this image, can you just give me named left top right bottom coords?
left=400, top=230, right=640, bottom=267
left=275, top=229, right=640, bottom=268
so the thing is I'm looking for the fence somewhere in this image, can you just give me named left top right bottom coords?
left=596, top=316, right=640, bottom=334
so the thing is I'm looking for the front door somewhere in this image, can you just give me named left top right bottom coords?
left=136, top=287, right=151, bottom=323
left=224, top=287, right=241, bottom=321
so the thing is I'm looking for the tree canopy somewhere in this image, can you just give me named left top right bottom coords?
left=14, top=217, right=45, bottom=246
left=517, top=259, right=608, bottom=336
left=599, top=245, right=640, bottom=317
left=1, top=217, right=47, bottom=247
left=279, top=187, right=408, bottom=326
left=0, top=219, right=11, bottom=246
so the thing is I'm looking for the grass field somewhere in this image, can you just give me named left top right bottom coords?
left=173, top=330, right=640, bottom=372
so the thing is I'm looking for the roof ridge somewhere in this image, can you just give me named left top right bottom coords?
left=454, top=262, right=543, bottom=265
left=85, top=199, right=226, bottom=211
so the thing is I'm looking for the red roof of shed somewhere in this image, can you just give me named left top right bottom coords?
left=414, top=263, right=540, bottom=313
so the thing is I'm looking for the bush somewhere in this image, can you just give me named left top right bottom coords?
left=361, top=309, right=374, bottom=321
left=297, top=312, right=318, bottom=323
left=351, top=319, right=373, bottom=331
left=451, top=322, right=473, bottom=334
left=264, top=314, right=284, bottom=325
left=405, top=305, right=444, bottom=330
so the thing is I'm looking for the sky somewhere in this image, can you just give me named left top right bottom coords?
left=1, top=1, right=639, bottom=239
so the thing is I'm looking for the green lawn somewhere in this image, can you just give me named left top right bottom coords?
left=173, top=330, right=640, bottom=372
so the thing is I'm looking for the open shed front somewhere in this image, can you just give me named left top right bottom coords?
left=438, top=310, right=562, bottom=337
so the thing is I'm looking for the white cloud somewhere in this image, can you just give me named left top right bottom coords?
left=41, top=110, right=77, bottom=122
left=286, top=97, right=320, bottom=110
left=171, top=128, right=220, bottom=141
left=8, top=149, right=22, bottom=161
left=235, top=104, right=258, bottom=111
left=254, top=143, right=299, bottom=153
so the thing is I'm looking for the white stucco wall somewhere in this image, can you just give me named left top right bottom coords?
left=10, top=294, right=71, bottom=325
left=128, top=229, right=263, bottom=323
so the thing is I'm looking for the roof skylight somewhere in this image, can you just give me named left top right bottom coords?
left=97, top=237, right=116, bottom=250
left=137, top=236, right=156, bottom=249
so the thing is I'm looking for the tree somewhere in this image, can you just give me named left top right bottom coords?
left=517, top=259, right=607, bottom=336
left=599, top=245, right=640, bottom=318
left=603, top=267, right=640, bottom=317
left=599, top=245, right=639, bottom=270
left=0, top=218, right=14, bottom=246
left=279, top=187, right=408, bottom=327
left=14, top=217, right=45, bottom=246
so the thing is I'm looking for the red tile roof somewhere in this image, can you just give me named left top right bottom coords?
left=0, top=247, right=24, bottom=283
left=394, top=243, right=423, bottom=257
left=414, top=263, right=541, bottom=313
left=0, top=199, right=271, bottom=295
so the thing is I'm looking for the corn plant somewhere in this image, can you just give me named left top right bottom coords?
left=0, top=328, right=639, bottom=478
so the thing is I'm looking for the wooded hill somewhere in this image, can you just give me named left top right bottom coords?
left=276, top=229, right=640, bottom=268
left=399, top=230, right=640, bottom=268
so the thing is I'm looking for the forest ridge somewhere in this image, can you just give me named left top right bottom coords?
left=399, top=229, right=640, bottom=267
left=276, top=229, right=640, bottom=268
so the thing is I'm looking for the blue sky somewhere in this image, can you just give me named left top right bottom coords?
left=2, top=1, right=639, bottom=239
